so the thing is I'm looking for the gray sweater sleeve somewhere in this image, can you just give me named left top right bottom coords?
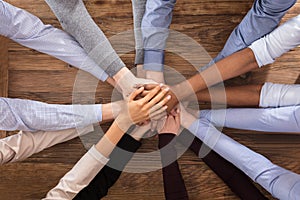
left=44, top=0, right=125, bottom=77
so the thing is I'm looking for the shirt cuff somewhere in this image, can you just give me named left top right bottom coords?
left=88, top=145, right=109, bottom=165
left=94, top=104, right=103, bottom=122
left=135, top=48, right=144, bottom=65
left=143, top=50, right=165, bottom=71
left=248, top=40, right=274, bottom=68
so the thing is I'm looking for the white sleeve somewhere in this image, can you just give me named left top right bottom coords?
left=43, top=145, right=109, bottom=200
left=249, top=14, right=300, bottom=67
left=0, top=0, right=108, bottom=81
left=0, top=126, right=93, bottom=165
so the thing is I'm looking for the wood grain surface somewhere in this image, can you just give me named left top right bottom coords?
left=0, top=0, right=300, bottom=199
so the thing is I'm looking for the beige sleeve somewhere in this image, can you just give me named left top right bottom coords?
left=43, top=145, right=109, bottom=200
left=0, top=125, right=94, bottom=164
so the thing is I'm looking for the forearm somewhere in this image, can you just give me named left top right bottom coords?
left=0, top=1, right=108, bottom=81
left=45, top=119, right=128, bottom=200
left=185, top=118, right=286, bottom=198
left=173, top=48, right=258, bottom=100
left=142, top=0, right=176, bottom=71
left=0, top=98, right=102, bottom=132
left=195, top=84, right=262, bottom=107
left=45, top=0, right=125, bottom=77
left=178, top=129, right=267, bottom=200
left=132, top=0, right=147, bottom=65
left=0, top=126, right=93, bottom=165
left=74, top=134, right=142, bottom=200
left=44, top=145, right=109, bottom=200
left=213, top=0, right=296, bottom=62
left=200, top=106, right=300, bottom=133
left=249, top=14, right=300, bottom=67
left=159, top=134, right=188, bottom=200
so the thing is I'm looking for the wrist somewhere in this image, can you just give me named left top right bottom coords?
left=146, top=71, right=165, bottom=83
left=115, top=114, right=132, bottom=132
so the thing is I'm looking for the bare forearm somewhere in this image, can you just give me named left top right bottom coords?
left=95, top=121, right=125, bottom=158
left=174, top=48, right=258, bottom=100
left=195, top=84, right=262, bottom=107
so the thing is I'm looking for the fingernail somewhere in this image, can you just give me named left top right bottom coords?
left=167, top=95, right=171, bottom=100
left=159, top=83, right=164, bottom=87
left=164, top=106, right=168, bottom=109
left=164, top=87, right=170, bottom=91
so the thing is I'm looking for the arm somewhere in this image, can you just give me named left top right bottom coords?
left=158, top=110, right=188, bottom=200
left=73, top=125, right=150, bottom=200
left=141, top=0, right=176, bottom=83
left=44, top=85, right=170, bottom=199
left=195, top=84, right=262, bottom=107
left=213, top=0, right=296, bottom=63
left=181, top=109, right=299, bottom=200
left=132, top=0, right=147, bottom=66
left=44, top=0, right=124, bottom=78
left=0, top=126, right=93, bottom=165
left=0, top=0, right=108, bottom=81
left=177, top=129, right=267, bottom=200
left=44, top=0, right=156, bottom=96
left=0, top=97, right=104, bottom=132
left=170, top=14, right=300, bottom=109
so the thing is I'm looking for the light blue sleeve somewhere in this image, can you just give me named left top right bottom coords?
left=0, top=0, right=108, bottom=81
left=188, top=118, right=300, bottom=200
left=200, top=106, right=300, bottom=133
left=141, top=0, right=176, bottom=71
left=0, top=97, right=102, bottom=132
left=213, top=0, right=296, bottom=63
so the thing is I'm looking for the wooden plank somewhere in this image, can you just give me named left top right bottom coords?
left=0, top=36, right=9, bottom=138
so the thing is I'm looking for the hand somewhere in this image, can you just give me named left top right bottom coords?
left=158, top=108, right=181, bottom=135
left=179, top=104, right=197, bottom=129
left=116, top=85, right=171, bottom=131
left=113, top=68, right=157, bottom=99
left=130, top=123, right=151, bottom=141
left=143, top=84, right=179, bottom=113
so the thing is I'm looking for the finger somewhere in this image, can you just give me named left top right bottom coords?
left=129, top=87, right=144, bottom=101
left=148, top=103, right=165, bottom=114
left=148, top=93, right=171, bottom=111
left=150, top=120, right=158, bottom=132
left=147, top=88, right=171, bottom=108
left=149, top=106, right=168, bottom=120
left=175, top=110, right=180, bottom=125
left=141, top=85, right=162, bottom=103
left=141, top=90, right=151, bottom=97
left=169, top=108, right=177, bottom=116
left=144, top=83, right=159, bottom=90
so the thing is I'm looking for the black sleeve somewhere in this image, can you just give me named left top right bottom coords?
left=178, top=129, right=268, bottom=200
left=73, top=133, right=141, bottom=200
left=159, top=133, right=189, bottom=200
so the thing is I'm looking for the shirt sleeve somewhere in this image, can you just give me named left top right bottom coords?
left=0, top=126, right=93, bottom=165
left=249, top=14, right=300, bottom=67
left=74, top=134, right=141, bottom=200
left=141, top=0, right=176, bottom=71
left=0, top=97, right=102, bottom=132
left=212, top=0, right=296, bottom=63
left=43, top=145, right=109, bottom=200
left=44, top=0, right=125, bottom=77
left=158, top=133, right=188, bottom=200
left=0, top=0, right=108, bottom=81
